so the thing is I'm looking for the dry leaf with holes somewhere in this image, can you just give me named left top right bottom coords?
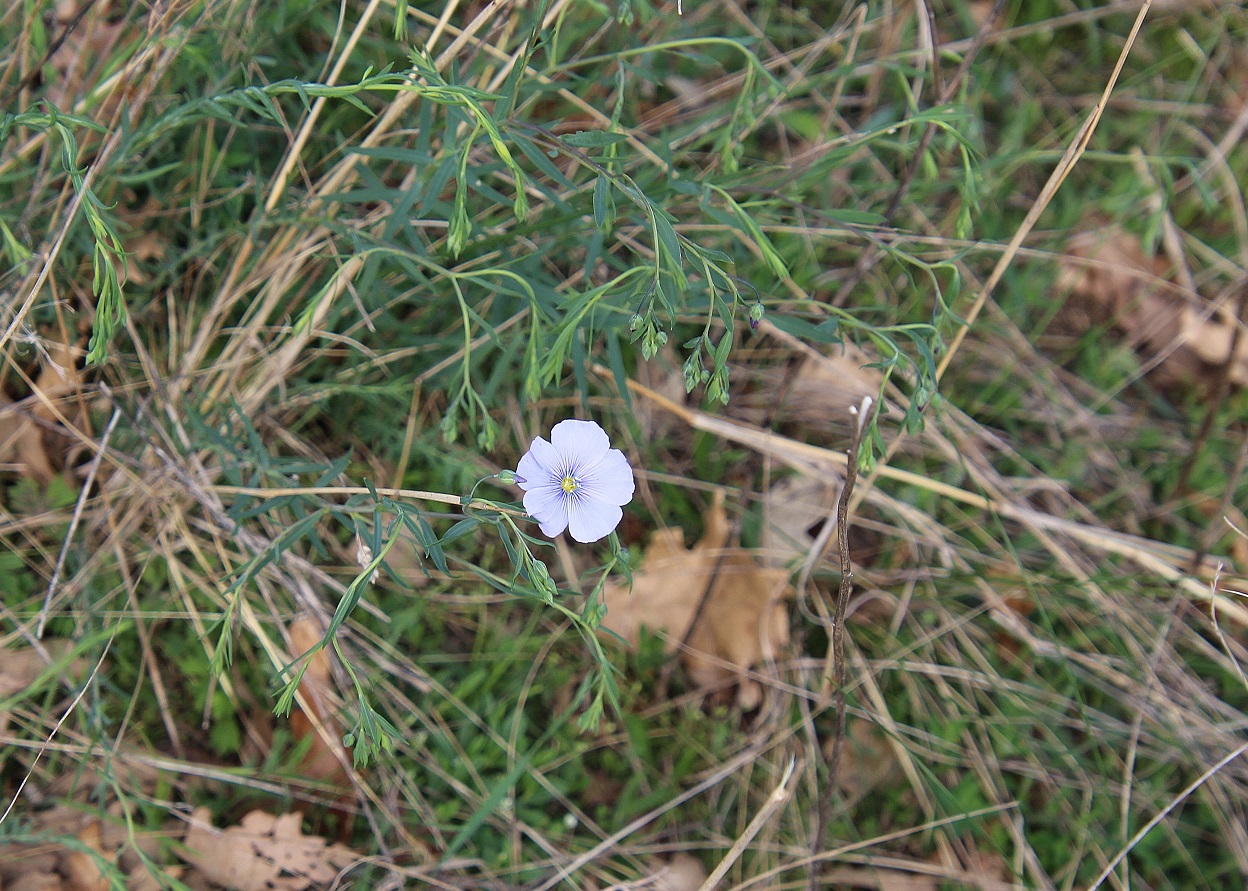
left=180, top=808, right=357, bottom=891
left=601, top=495, right=792, bottom=708
left=760, top=474, right=842, bottom=568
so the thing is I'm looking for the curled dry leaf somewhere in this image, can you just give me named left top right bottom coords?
left=601, top=496, right=792, bottom=708
left=1054, top=227, right=1248, bottom=389
left=180, top=808, right=357, bottom=891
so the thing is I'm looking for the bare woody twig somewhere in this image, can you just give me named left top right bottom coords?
left=808, top=396, right=872, bottom=891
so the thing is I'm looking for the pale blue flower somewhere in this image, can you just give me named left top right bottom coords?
left=516, top=419, right=635, bottom=543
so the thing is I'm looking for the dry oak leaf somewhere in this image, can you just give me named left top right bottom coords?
left=180, top=808, right=357, bottom=891
left=601, top=496, right=792, bottom=708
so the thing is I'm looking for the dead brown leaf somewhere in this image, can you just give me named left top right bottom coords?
left=62, top=823, right=109, bottom=891
left=286, top=617, right=349, bottom=790
left=0, top=838, right=59, bottom=883
left=120, top=230, right=166, bottom=287
left=650, top=853, right=708, bottom=891
left=125, top=863, right=184, bottom=891
left=0, top=393, right=55, bottom=483
left=601, top=496, right=792, bottom=708
left=0, top=641, right=82, bottom=734
left=0, top=793, right=184, bottom=891
left=635, top=346, right=688, bottom=440
left=821, top=866, right=937, bottom=891
left=0, top=331, right=85, bottom=484
left=832, top=720, right=898, bottom=798
left=43, top=1, right=128, bottom=110
left=116, top=198, right=170, bottom=287
left=0, top=810, right=107, bottom=891
left=729, top=343, right=883, bottom=435
left=1054, top=227, right=1248, bottom=390
left=760, top=474, right=841, bottom=568
left=180, top=808, right=358, bottom=891
left=7, top=874, right=65, bottom=891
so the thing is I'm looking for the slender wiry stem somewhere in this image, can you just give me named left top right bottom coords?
left=808, top=396, right=871, bottom=891
left=212, top=484, right=527, bottom=517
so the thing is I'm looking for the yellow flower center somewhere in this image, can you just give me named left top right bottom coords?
left=561, top=475, right=579, bottom=494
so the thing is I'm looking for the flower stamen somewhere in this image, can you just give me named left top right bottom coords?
left=561, top=475, right=579, bottom=494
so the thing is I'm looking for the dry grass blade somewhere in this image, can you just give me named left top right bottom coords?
left=936, top=0, right=1154, bottom=381
left=697, top=757, right=796, bottom=891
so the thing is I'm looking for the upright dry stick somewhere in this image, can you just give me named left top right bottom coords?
left=806, top=397, right=871, bottom=891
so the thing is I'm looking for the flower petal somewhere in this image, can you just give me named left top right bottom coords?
left=566, top=496, right=623, bottom=543
left=523, top=485, right=569, bottom=537
left=549, top=419, right=610, bottom=473
left=516, top=435, right=559, bottom=490
left=579, top=448, right=635, bottom=506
